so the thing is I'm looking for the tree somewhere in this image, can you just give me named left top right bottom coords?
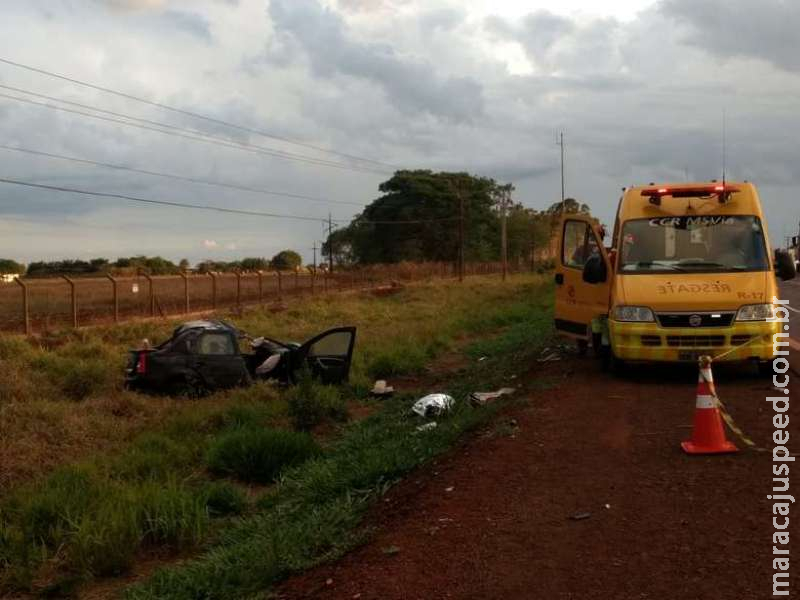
left=331, top=170, right=502, bottom=264
left=0, top=259, right=24, bottom=274
left=178, top=258, right=190, bottom=271
left=240, top=257, right=269, bottom=271
left=271, top=250, right=302, bottom=271
left=545, top=198, right=590, bottom=215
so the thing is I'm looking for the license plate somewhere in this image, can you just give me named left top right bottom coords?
left=678, top=351, right=703, bottom=361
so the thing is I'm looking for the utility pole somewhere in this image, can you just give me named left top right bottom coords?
left=327, top=213, right=334, bottom=273
left=557, top=131, right=565, bottom=212
left=312, top=242, right=317, bottom=272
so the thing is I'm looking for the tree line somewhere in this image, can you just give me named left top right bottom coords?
left=2, top=170, right=590, bottom=278
left=0, top=251, right=304, bottom=278
left=323, top=170, right=589, bottom=266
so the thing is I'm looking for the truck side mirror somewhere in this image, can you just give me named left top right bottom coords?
left=582, top=254, right=607, bottom=284
left=774, top=249, right=797, bottom=281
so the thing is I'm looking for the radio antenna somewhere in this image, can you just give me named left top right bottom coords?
left=722, top=109, right=726, bottom=187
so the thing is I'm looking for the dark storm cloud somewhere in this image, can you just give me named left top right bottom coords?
left=268, top=0, right=484, bottom=122
left=661, top=0, right=800, bottom=72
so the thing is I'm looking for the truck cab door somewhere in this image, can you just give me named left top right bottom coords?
left=554, top=216, right=612, bottom=340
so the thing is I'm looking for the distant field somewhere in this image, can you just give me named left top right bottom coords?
left=0, top=264, right=474, bottom=334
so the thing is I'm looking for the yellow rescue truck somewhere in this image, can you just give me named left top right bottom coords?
left=554, top=181, right=796, bottom=374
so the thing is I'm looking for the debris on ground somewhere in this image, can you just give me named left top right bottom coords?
left=371, top=379, right=395, bottom=396
left=382, top=545, right=400, bottom=556
left=415, top=422, right=438, bottom=433
left=469, top=387, right=515, bottom=406
left=412, top=393, right=455, bottom=418
left=445, top=486, right=454, bottom=493
left=536, top=343, right=574, bottom=362
left=569, top=512, right=592, bottom=521
left=478, top=356, right=488, bottom=362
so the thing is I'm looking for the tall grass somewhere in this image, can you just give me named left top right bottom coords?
left=127, top=282, right=554, bottom=599
left=0, top=273, right=554, bottom=594
left=206, top=428, right=321, bottom=484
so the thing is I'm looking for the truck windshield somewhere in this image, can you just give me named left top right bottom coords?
left=619, top=216, right=769, bottom=273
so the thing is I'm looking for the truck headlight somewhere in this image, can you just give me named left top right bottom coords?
left=612, top=306, right=655, bottom=322
left=736, top=304, right=775, bottom=321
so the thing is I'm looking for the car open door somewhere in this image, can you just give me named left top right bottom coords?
left=554, top=215, right=611, bottom=341
left=292, top=327, right=356, bottom=384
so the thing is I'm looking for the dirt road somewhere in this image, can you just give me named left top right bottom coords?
left=278, top=285, right=800, bottom=600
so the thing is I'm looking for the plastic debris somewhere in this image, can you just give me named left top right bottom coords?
left=569, top=512, right=592, bottom=521
left=537, top=352, right=560, bottom=362
left=477, top=356, right=488, bottom=362
left=382, top=545, right=400, bottom=555
left=371, top=379, right=395, bottom=396
left=415, top=422, right=438, bottom=433
left=469, top=387, right=515, bottom=406
left=412, top=393, right=455, bottom=418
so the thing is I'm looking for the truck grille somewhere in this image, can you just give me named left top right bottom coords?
left=656, top=312, right=735, bottom=328
left=666, top=335, right=725, bottom=348
left=640, top=335, right=662, bottom=347
left=731, top=334, right=753, bottom=346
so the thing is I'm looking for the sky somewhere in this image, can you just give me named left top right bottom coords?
left=1, top=0, right=799, bottom=265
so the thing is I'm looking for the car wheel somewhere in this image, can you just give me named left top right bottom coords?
left=601, top=347, right=625, bottom=375
left=591, top=333, right=602, bottom=356
left=186, top=372, right=210, bottom=398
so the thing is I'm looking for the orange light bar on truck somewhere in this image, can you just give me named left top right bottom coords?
left=640, top=184, right=740, bottom=205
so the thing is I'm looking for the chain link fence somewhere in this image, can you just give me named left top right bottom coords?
left=0, top=261, right=526, bottom=335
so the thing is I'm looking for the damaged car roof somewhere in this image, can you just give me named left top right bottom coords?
left=171, top=320, right=240, bottom=336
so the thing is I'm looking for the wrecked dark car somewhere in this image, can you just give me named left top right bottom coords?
left=125, top=320, right=356, bottom=395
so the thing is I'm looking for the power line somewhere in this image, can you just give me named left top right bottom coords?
left=0, top=144, right=364, bottom=207
left=0, top=87, right=389, bottom=175
left=0, top=177, right=333, bottom=223
left=0, top=56, right=398, bottom=170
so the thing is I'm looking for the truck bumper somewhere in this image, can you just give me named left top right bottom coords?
left=609, top=319, right=780, bottom=363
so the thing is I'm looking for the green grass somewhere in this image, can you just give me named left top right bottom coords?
left=0, top=273, right=554, bottom=595
left=286, top=371, right=349, bottom=431
left=206, top=428, right=321, bottom=484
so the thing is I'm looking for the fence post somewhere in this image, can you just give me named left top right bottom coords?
left=62, top=275, right=78, bottom=328
left=15, top=278, right=30, bottom=335
left=179, top=271, right=189, bottom=314
left=235, top=269, right=242, bottom=310
left=294, top=269, right=299, bottom=293
left=106, top=274, right=119, bottom=323
left=276, top=270, right=282, bottom=301
left=136, top=268, right=155, bottom=317
left=257, top=271, right=264, bottom=305
left=323, top=270, right=328, bottom=293
left=208, top=272, right=217, bottom=310
left=311, top=268, right=316, bottom=295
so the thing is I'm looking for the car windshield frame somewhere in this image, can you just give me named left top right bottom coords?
left=617, top=215, right=770, bottom=275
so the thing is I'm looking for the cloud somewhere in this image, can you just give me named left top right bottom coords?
left=162, top=10, right=213, bottom=41
left=2, top=0, right=800, bottom=264
left=661, top=0, right=800, bottom=72
left=101, top=0, right=167, bottom=11
left=268, top=0, right=484, bottom=122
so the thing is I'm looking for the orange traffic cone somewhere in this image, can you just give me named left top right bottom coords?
left=681, top=355, right=738, bottom=455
